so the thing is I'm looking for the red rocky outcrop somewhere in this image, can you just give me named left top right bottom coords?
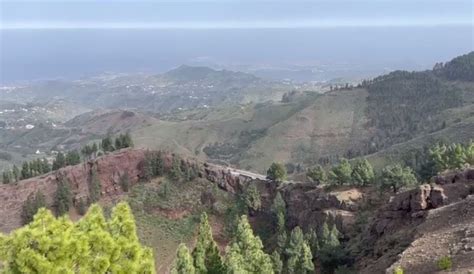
left=0, top=148, right=147, bottom=232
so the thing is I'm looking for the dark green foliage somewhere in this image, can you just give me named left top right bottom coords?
left=318, top=222, right=350, bottom=274
left=434, top=51, right=474, bottom=81
left=169, top=157, right=183, bottom=181
left=52, top=152, right=66, bottom=171
left=306, top=165, right=327, bottom=184
left=436, top=256, right=453, bottom=270
left=365, top=70, right=463, bottom=151
left=54, top=178, right=72, bottom=216
left=285, top=226, right=314, bottom=274
left=192, top=213, right=225, bottom=274
left=271, top=192, right=286, bottom=232
left=88, top=168, right=102, bottom=203
left=21, top=191, right=46, bottom=224
left=225, top=215, right=273, bottom=273
left=2, top=170, right=12, bottom=184
left=75, top=197, right=88, bottom=216
left=351, top=159, right=374, bottom=186
left=224, top=197, right=247, bottom=237
left=65, top=150, right=81, bottom=166
left=305, top=228, right=319, bottom=256
left=81, top=143, right=98, bottom=160
left=119, top=171, right=130, bottom=192
left=101, top=136, right=115, bottom=152
left=271, top=251, right=283, bottom=274
left=429, top=142, right=473, bottom=172
left=4, top=159, right=50, bottom=182
left=380, top=164, right=418, bottom=193
left=276, top=231, right=288, bottom=254
left=12, top=165, right=20, bottom=182
left=21, top=161, right=31, bottom=179
left=115, top=132, right=134, bottom=150
left=267, top=162, right=287, bottom=183
left=244, top=184, right=262, bottom=214
left=174, top=244, right=196, bottom=274
left=329, top=159, right=352, bottom=185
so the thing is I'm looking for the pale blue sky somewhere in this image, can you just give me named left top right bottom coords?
left=1, top=0, right=473, bottom=29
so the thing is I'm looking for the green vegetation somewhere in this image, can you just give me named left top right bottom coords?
left=267, top=162, right=287, bottom=183
left=329, top=159, right=353, bottom=185
left=434, top=51, right=474, bottom=81
left=173, top=244, right=195, bottom=274
left=226, top=215, right=274, bottom=273
left=285, top=227, right=314, bottom=274
left=244, top=184, right=262, bottom=214
left=436, top=256, right=453, bottom=270
left=271, top=192, right=287, bottom=233
left=380, top=164, right=418, bottom=193
left=0, top=202, right=155, bottom=273
left=393, top=266, right=404, bottom=274
left=2, top=158, right=50, bottom=183
left=101, top=133, right=134, bottom=153
left=192, top=213, right=225, bottom=274
left=429, top=141, right=473, bottom=172
left=54, top=178, right=72, bottom=216
left=306, top=165, right=327, bottom=185
left=21, top=191, right=46, bottom=225
left=89, top=167, right=102, bottom=203
left=364, top=70, right=463, bottom=151
left=351, top=159, right=375, bottom=186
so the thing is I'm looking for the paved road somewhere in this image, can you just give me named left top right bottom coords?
left=206, top=163, right=268, bottom=181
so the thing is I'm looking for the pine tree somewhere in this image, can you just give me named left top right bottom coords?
left=351, top=159, right=375, bottom=186
left=2, top=171, right=11, bottom=184
left=381, top=164, right=418, bottom=193
left=306, top=165, right=327, bottom=184
left=271, top=251, right=283, bottom=274
left=192, top=213, right=225, bottom=274
left=267, top=162, right=287, bottom=184
left=169, top=157, right=183, bottom=181
left=244, top=184, right=262, bottom=214
left=271, top=192, right=286, bottom=232
left=54, top=178, right=72, bottom=216
left=225, top=215, right=273, bottom=274
left=89, top=168, right=102, bottom=202
left=286, top=226, right=313, bottom=274
left=65, top=150, right=81, bottom=166
left=21, top=191, right=46, bottom=224
left=174, top=244, right=195, bottom=274
left=12, top=165, right=20, bottom=182
left=52, top=152, right=66, bottom=170
left=1, top=202, right=156, bottom=273
left=101, top=136, right=115, bottom=152
left=21, top=161, right=30, bottom=179
left=276, top=231, right=288, bottom=254
left=329, top=159, right=352, bottom=185
left=305, top=228, right=319, bottom=256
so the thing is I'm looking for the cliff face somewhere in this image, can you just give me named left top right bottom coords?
left=281, top=182, right=365, bottom=234
left=357, top=168, right=474, bottom=274
left=0, top=149, right=147, bottom=232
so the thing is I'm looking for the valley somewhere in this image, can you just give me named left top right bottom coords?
left=0, top=52, right=473, bottom=274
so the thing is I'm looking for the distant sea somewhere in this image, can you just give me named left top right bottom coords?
left=0, top=26, right=472, bottom=84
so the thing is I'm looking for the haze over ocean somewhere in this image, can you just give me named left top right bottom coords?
left=1, top=26, right=472, bottom=84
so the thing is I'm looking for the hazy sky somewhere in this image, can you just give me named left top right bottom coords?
left=1, top=0, right=473, bottom=29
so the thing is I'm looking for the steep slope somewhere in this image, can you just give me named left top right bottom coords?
left=354, top=169, right=474, bottom=273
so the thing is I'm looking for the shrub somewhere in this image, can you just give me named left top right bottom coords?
left=393, top=266, right=404, bottom=274
left=437, top=256, right=452, bottom=270
left=266, top=162, right=287, bottom=183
